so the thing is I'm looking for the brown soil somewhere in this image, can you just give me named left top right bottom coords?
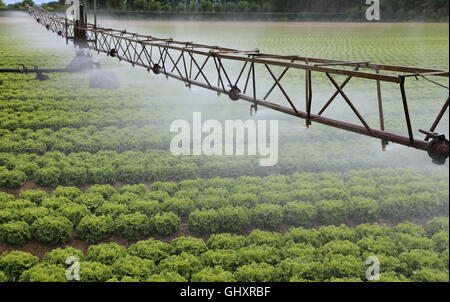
left=0, top=223, right=208, bottom=260
left=0, top=220, right=271, bottom=260
left=1, top=181, right=55, bottom=198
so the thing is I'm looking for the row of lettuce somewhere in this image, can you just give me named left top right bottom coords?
left=0, top=71, right=168, bottom=131
left=0, top=120, right=360, bottom=155
left=0, top=107, right=165, bottom=131
left=1, top=145, right=447, bottom=188
left=0, top=170, right=448, bottom=244
left=0, top=126, right=170, bottom=155
left=0, top=218, right=448, bottom=282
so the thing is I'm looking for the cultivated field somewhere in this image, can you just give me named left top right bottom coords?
left=0, top=12, right=448, bottom=282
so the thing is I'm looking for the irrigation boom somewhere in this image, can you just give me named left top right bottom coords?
left=22, top=2, right=450, bottom=165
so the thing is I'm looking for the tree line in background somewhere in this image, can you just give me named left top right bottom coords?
left=3, top=0, right=449, bottom=21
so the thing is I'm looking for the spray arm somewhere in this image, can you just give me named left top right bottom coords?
left=65, top=0, right=80, bottom=22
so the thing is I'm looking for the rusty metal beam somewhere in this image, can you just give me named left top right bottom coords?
left=157, top=67, right=429, bottom=151
left=425, top=96, right=450, bottom=141
left=399, top=78, right=415, bottom=146
left=326, top=73, right=374, bottom=136
left=376, top=68, right=387, bottom=150
left=318, top=66, right=359, bottom=116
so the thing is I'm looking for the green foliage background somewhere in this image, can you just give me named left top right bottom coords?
left=10, top=0, right=448, bottom=22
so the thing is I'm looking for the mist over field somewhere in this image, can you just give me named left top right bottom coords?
left=0, top=7, right=448, bottom=284
left=1, top=10, right=448, bottom=190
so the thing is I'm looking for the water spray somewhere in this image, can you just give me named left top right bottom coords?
left=9, top=4, right=450, bottom=165
left=0, top=1, right=119, bottom=89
